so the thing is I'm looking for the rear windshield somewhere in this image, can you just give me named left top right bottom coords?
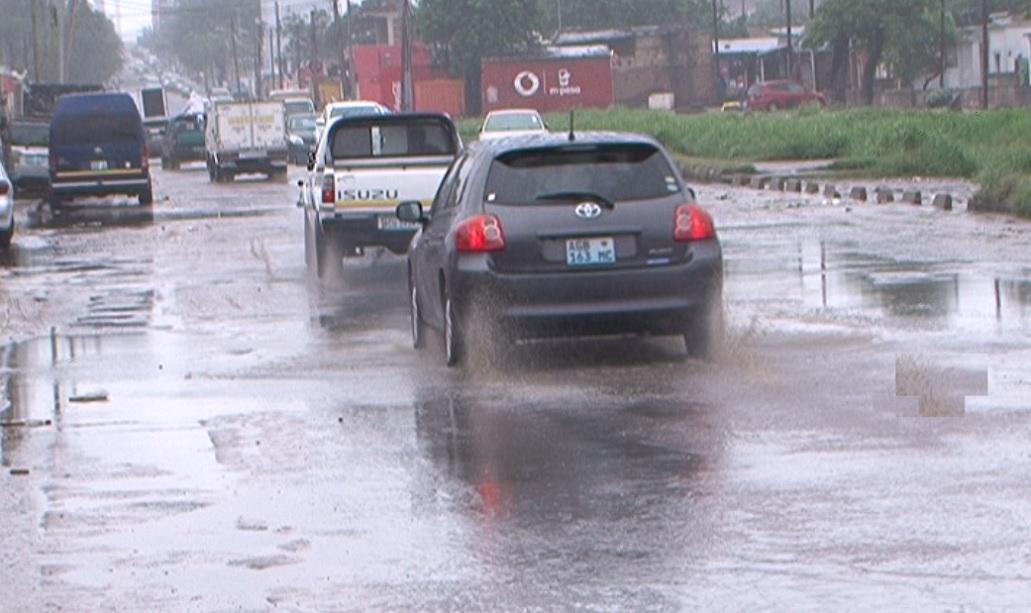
left=485, top=144, right=680, bottom=204
left=330, top=105, right=385, bottom=119
left=330, top=119, right=456, bottom=159
left=11, top=124, right=49, bottom=146
left=285, top=100, right=314, bottom=115
left=172, top=116, right=202, bottom=131
left=485, top=113, right=543, bottom=132
left=53, top=114, right=141, bottom=145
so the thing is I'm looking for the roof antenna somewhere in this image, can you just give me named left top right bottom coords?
left=568, top=109, right=576, bottom=142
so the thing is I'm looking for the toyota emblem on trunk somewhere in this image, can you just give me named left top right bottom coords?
left=575, top=202, right=602, bottom=219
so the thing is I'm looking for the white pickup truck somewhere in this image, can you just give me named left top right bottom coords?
left=301, top=113, right=461, bottom=278
left=205, top=100, right=288, bottom=182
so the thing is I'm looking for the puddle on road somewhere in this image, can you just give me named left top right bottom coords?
left=727, top=239, right=1031, bottom=334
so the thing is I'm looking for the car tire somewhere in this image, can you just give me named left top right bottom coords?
left=684, top=296, right=725, bottom=360
left=444, top=293, right=462, bottom=367
left=304, top=213, right=316, bottom=272
left=315, top=225, right=343, bottom=280
left=138, top=184, right=154, bottom=206
left=161, top=156, right=169, bottom=170
left=0, top=223, right=12, bottom=249
left=48, top=192, right=64, bottom=209
left=410, top=275, right=426, bottom=350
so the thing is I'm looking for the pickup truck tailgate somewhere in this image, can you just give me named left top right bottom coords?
left=332, top=163, right=450, bottom=213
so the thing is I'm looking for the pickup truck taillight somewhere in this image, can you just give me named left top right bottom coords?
left=321, top=174, right=335, bottom=204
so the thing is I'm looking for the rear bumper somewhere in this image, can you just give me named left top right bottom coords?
left=51, top=172, right=151, bottom=196
left=169, top=145, right=206, bottom=161
left=320, top=213, right=417, bottom=254
left=450, top=243, right=723, bottom=337
left=216, top=151, right=288, bottom=174
left=0, top=198, right=13, bottom=226
left=12, top=166, right=50, bottom=190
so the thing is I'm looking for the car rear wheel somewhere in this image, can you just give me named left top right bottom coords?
left=410, top=277, right=426, bottom=350
left=444, top=294, right=461, bottom=367
left=138, top=184, right=154, bottom=206
left=48, top=192, right=64, bottom=209
left=0, top=224, right=12, bottom=249
left=684, top=297, right=725, bottom=360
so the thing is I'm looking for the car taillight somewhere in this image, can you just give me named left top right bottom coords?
left=455, top=214, right=505, bottom=253
left=321, top=174, right=335, bottom=204
left=141, top=142, right=149, bottom=170
left=674, top=204, right=716, bottom=242
left=0, top=181, right=9, bottom=196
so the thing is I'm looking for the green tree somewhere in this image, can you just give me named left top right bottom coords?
left=66, top=5, right=123, bottom=84
left=806, top=0, right=939, bottom=105
left=536, top=0, right=710, bottom=32
left=416, top=0, right=543, bottom=114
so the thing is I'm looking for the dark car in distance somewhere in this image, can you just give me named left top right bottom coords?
left=745, top=80, right=827, bottom=111
left=49, top=92, right=153, bottom=206
left=161, top=112, right=206, bottom=170
left=397, top=132, right=724, bottom=366
left=286, top=114, right=317, bottom=165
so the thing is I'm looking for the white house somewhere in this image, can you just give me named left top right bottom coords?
left=941, top=12, right=1031, bottom=88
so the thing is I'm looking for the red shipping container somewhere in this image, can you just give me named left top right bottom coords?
left=481, top=50, right=614, bottom=113
left=415, top=79, right=466, bottom=118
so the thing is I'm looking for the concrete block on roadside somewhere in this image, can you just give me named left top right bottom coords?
left=824, top=183, right=840, bottom=198
left=785, top=178, right=803, bottom=192
left=751, top=176, right=771, bottom=189
left=849, top=186, right=868, bottom=201
left=875, top=187, right=895, bottom=204
left=733, top=175, right=751, bottom=186
left=932, top=193, right=954, bottom=211
left=902, top=190, right=922, bottom=205
left=805, top=182, right=821, bottom=194
left=771, top=177, right=787, bottom=191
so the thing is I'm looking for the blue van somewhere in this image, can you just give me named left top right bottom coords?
left=49, top=92, right=153, bottom=206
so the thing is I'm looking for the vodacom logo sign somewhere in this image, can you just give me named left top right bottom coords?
left=513, top=71, right=541, bottom=97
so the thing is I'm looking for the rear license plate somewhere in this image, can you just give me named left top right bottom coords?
left=240, top=150, right=266, bottom=159
left=566, top=237, right=616, bottom=266
left=90, top=160, right=109, bottom=171
left=377, top=215, right=419, bottom=231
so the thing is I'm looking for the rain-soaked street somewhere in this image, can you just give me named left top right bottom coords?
left=2, top=164, right=1031, bottom=611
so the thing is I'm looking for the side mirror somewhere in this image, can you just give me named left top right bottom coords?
left=306, top=150, right=317, bottom=172
left=396, top=201, right=426, bottom=224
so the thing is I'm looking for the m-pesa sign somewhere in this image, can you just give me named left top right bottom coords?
left=481, top=56, right=614, bottom=113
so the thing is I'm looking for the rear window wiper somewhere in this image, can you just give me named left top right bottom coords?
left=535, top=191, right=615, bottom=209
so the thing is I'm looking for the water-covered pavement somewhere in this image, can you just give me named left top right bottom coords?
left=2, top=165, right=1030, bottom=611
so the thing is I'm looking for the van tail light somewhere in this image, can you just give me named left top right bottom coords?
left=674, top=204, right=716, bottom=242
left=455, top=215, right=505, bottom=252
left=321, top=174, right=335, bottom=205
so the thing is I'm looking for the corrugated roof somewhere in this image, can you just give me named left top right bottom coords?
left=553, top=25, right=665, bottom=46
left=484, top=45, right=612, bottom=63
left=715, top=37, right=784, bottom=55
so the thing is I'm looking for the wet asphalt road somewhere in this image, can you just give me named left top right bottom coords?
left=2, top=164, right=1031, bottom=612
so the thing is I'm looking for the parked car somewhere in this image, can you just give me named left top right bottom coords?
left=160, top=112, right=206, bottom=170
left=301, top=112, right=461, bottom=279
left=8, top=120, right=50, bottom=193
left=49, top=92, right=153, bottom=207
left=286, top=114, right=318, bottom=165
left=397, top=132, right=724, bottom=366
left=0, top=160, right=13, bottom=247
left=745, top=80, right=827, bottom=111
left=478, top=108, right=548, bottom=141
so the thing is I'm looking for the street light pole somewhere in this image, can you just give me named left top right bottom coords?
left=785, top=0, right=793, bottom=80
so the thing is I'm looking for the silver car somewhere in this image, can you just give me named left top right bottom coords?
left=0, top=161, right=14, bottom=248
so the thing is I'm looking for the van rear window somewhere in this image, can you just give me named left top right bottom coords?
left=485, top=144, right=680, bottom=204
left=330, top=119, right=456, bottom=159
left=54, top=115, right=140, bottom=145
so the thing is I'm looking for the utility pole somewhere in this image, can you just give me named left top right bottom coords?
left=981, top=0, right=989, bottom=109
left=31, top=0, right=41, bottom=82
left=332, top=0, right=348, bottom=99
left=275, top=1, right=284, bottom=89
left=785, top=0, right=793, bottom=80
left=310, top=9, right=320, bottom=108
left=940, top=0, right=946, bottom=88
left=64, top=0, right=83, bottom=84
left=256, top=21, right=264, bottom=99
left=809, top=0, right=814, bottom=19
left=47, top=1, right=61, bottom=83
left=269, top=29, right=276, bottom=90
left=347, top=0, right=357, bottom=96
left=557, top=0, right=563, bottom=32
left=400, top=0, right=414, bottom=111
left=712, top=0, right=721, bottom=101
left=231, top=12, right=242, bottom=94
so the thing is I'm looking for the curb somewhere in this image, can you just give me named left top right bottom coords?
left=681, top=164, right=961, bottom=213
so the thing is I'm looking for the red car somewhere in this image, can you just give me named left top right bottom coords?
left=745, top=80, right=828, bottom=111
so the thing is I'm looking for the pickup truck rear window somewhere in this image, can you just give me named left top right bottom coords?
left=485, top=144, right=680, bottom=204
left=330, top=119, right=456, bottom=160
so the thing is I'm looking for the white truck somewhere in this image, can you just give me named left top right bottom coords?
left=301, top=112, right=461, bottom=278
left=205, top=100, right=288, bottom=182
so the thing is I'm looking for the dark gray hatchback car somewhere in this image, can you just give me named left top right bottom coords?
left=397, top=132, right=723, bottom=366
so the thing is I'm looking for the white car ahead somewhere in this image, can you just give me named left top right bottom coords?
left=0, top=161, right=14, bottom=248
left=478, top=109, right=548, bottom=141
